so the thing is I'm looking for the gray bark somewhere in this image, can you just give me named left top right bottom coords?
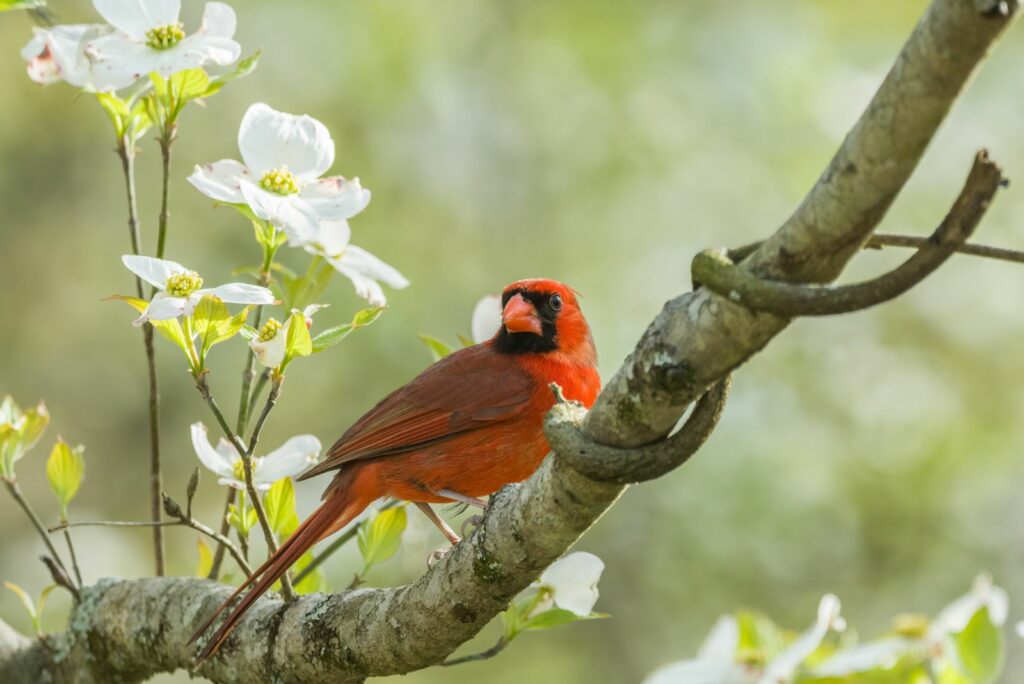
left=0, top=0, right=1018, bottom=681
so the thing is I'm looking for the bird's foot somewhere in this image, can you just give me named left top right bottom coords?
left=428, top=545, right=456, bottom=568
left=461, top=514, right=484, bottom=539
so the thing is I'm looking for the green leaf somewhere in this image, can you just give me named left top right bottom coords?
left=291, top=552, right=323, bottom=595
left=3, top=581, right=36, bottom=623
left=522, top=608, right=607, bottom=632
left=357, top=505, right=407, bottom=575
left=192, top=295, right=250, bottom=364
left=0, top=0, right=40, bottom=11
left=417, top=334, right=455, bottom=361
left=280, top=311, right=313, bottom=371
left=108, top=295, right=193, bottom=361
left=1, top=396, right=50, bottom=477
left=457, top=333, right=475, bottom=348
left=17, top=401, right=49, bottom=457
left=948, top=607, right=1004, bottom=684
left=311, top=307, right=385, bottom=352
left=2, top=581, right=52, bottom=634
left=46, top=439, right=85, bottom=517
left=202, top=50, right=261, bottom=98
left=239, top=324, right=259, bottom=342
left=736, top=610, right=787, bottom=663
left=169, top=68, right=210, bottom=102
left=263, top=478, right=300, bottom=537
left=196, top=538, right=213, bottom=578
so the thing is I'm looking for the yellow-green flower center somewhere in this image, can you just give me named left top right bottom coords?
left=259, top=318, right=282, bottom=342
left=736, top=648, right=767, bottom=667
left=232, top=459, right=246, bottom=483
left=891, top=613, right=929, bottom=639
left=145, top=23, right=185, bottom=50
left=165, top=271, right=203, bottom=297
left=259, top=168, right=299, bottom=196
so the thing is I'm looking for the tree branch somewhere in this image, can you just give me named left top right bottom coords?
left=0, top=0, right=1018, bottom=682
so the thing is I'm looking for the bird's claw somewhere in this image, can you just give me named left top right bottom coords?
left=460, top=514, right=484, bottom=539
left=428, top=546, right=454, bottom=568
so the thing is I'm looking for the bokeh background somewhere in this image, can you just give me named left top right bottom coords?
left=2, top=1, right=1024, bottom=682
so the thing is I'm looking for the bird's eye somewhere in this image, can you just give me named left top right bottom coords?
left=549, top=293, right=563, bottom=312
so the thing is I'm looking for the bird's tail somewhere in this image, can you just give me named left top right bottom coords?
left=190, top=467, right=376, bottom=667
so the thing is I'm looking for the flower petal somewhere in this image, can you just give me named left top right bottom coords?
left=85, top=33, right=160, bottom=90
left=538, top=551, right=604, bottom=617
left=930, top=574, right=1008, bottom=638
left=471, top=294, right=502, bottom=343
left=24, top=25, right=108, bottom=88
left=239, top=180, right=321, bottom=243
left=237, top=102, right=335, bottom=179
left=255, top=435, right=322, bottom=483
left=813, top=637, right=919, bottom=677
left=198, top=1, right=236, bottom=38
left=294, top=219, right=351, bottom=258
left=121, top=254, right=187, bottom=289
left=326, top=244, right=409, bottom=308
left=133, top=292, right=189, bottom=326
left=760, top=594, right=844, bottom=683
left=299, top=176, right=371, bottom=221
left=93, top=0, right=181, bottom=40
left=198, top=283, right=275, bottom=305
left=698, top=616, right=739, bottom=662
left=158, top=32, right=240, bottom=75
left=216, top=476, right=247, bottom=490
left=250, top=331, right=286, bottom=369
left=188, top=159, right=251, bottom=204
left=643, top=659, right=754, bottom=684
left=190, top=422, right=237, bottom=480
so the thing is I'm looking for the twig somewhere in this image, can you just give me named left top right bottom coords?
left=116, top=135, right=165, bottom=577
left=726, top=232, right=1024, bottom=265
left=206, top=488, right=237, bottom=580
left=40, top=557, right=79, bottom=602
left=246, top=370, right=272, bottom=426
left=51, top=512, right=253, bottom=577
left=155, top=128, right=176, bottom=259
left=195, top=376, right=294, bottom=600
left=694, top=152, right=1005, bottom=317
left=441, top=637, right=509, bottom=666
left=3, top=479, right=74, bottom=590
left=291, top=499, right=402, bottom=586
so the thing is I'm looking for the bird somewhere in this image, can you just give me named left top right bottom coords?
left=190, top=278, right=601, bottom=665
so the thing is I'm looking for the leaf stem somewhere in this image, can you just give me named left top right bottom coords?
left=206, top=487, right=237, bottom=580
left=156, top=127, right=176, bottom=259
left=441, top=637, right=510, bottom=666
left=291, top=499, right=402, bottom=585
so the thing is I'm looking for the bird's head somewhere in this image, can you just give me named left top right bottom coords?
left=493, top=278, right=596, bottom=364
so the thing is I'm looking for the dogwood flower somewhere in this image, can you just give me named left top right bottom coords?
left=249, top=304, right=325, bottom=369
left=82, top=0, right=240, bottom=91
left=531, top=552, right=605, bottom=618
left=644, top=595, right=845, bottom=684
left=121, top=255, right=274, bottom=326
left=21, top=24, right=113, bottom=88
left=188, top=103, right=370, bottom=245
left=190, top=422, right=320, bottom=490
left=323, top=238, right=410, bottom=307
left=813, top=574, right=1008, bottom=678
left=471, top=294, right=502, bottom=343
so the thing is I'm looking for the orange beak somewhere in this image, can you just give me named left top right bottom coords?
left=502, top=293, right=543, bottom=335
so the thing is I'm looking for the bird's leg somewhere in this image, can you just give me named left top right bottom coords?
left=437, top=488, right=488, bottom=510
left=415, top=502, right=461, bottom=545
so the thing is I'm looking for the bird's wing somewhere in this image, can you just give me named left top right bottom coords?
left=297, top=343, right=536, bottom=481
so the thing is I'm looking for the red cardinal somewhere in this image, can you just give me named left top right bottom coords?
left=192, top=278, right=600, bottom=664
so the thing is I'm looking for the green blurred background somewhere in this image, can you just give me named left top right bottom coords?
left=2, top=1, right=1024, bottom=682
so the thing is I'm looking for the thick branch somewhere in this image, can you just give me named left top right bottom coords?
left=0, top=0, right=1017, bottom=681
left=586, top=0, right=1019, bottom=447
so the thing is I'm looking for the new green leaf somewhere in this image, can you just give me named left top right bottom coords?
left=357, top=505, right=407, bottom=575
left=311, top=307, right=385, bottom=352
left=418, top=334, right=454, bottom=361
left=46, top=439, right=85, bottom=517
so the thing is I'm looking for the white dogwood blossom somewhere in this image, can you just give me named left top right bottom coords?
left=190, top=422, right=320, bottom=490
left=532, top=552, right=605, bottom=617
left=471, top=294, right=502, bottom=343
left=121, top=255, right=274, bottom=326
left=84, top=0, right=241, bottom=91
left=21, top=24, right=112, bottom=88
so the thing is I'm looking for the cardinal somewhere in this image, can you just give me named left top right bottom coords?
left=192, top=278, right=600, bottom=664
